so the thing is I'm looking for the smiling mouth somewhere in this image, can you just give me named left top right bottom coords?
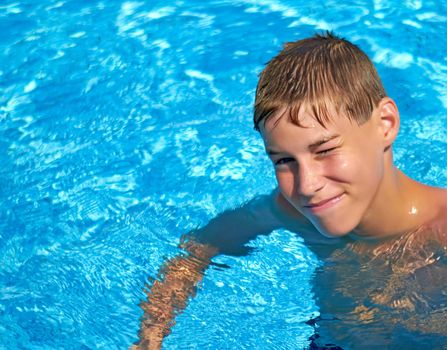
left=304, top=193, right=344, bottom=213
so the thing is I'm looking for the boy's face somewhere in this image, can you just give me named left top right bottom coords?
left=261, top=104, right=386, bottom=237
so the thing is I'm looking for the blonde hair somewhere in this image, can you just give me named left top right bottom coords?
left=254, top=32, right=386, bottom=130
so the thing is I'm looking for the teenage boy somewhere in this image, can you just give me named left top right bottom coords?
left=133, top=32, right=447, bottom=349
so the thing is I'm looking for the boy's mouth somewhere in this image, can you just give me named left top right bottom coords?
left=304, top=193, right=345, bottom=213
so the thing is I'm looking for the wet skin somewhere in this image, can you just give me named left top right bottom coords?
left=135, top=98, right=447, bottom=349
left=259, top=98, right=447, bottom=347
left=261, top=98, right=447, bottom=240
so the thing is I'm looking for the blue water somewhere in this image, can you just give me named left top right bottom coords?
left=1, top=0, right=447, bottom=349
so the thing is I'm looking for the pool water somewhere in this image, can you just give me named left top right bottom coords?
left=1, top=0, right=447, bottom=349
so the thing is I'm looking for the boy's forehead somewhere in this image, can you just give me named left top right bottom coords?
left=261, top=110, right=331, bottom=147
left=260, top=103, right=367, bottom=150
left=261, top=103, right=345, bottom=133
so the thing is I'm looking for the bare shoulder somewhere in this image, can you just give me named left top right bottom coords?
left=425, top=186, right=447, bottom=242
left=432, top=187, right=447, bottom=224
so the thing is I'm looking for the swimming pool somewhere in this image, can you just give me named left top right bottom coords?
left=1, top=0, right=447, bottom=349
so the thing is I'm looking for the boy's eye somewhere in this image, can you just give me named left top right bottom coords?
left=274, top=157, right=294, bottom=165
left=317, top=147, right=337, bottom=156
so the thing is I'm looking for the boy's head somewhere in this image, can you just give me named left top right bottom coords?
left=255, top=33, right=401, bottom=238
left=254, top=32, right=387, bottom=130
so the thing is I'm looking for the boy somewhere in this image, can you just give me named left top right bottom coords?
left=134, top=33, right=447, bottom=349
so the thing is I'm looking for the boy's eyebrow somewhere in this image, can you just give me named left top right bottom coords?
left=266, top=149, right=281, bottom=156
left=309, top=134, right=340, bottom=149
left=266, top=135, right=340, bottom=155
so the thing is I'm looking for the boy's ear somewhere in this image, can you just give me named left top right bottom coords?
left=376, top=97, right=400, bottom=148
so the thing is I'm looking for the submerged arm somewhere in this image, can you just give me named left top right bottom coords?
left=133, top=192, right=283, bottom=349
left=133, top=238, right=217, bottom=350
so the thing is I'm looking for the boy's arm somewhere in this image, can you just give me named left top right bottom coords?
left=133, top=239, right=217, bottom=350
left=132, top=192, right=284, bottom=349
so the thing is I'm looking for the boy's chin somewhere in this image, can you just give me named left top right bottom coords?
left=319, top=230, right=350, bottom=239
left=313, top=221, right=355, bottom=238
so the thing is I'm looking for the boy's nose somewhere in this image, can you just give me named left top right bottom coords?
left=295, top=162, right=324, bottom=197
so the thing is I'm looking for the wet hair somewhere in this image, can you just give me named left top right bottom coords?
left=253, top=32, right=387, bottom=131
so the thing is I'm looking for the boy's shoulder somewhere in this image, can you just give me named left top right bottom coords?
left=435, top=188, right=447, bottom=223
left=423, top=186, right=447, bottom=239
left=439, top=188, right=447, bottom=214
left=429, top=185, right=447, bottom=218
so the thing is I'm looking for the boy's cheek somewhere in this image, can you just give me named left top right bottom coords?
left=275, top=172, right=296, bottom=199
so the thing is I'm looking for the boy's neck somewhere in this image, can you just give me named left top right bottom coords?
left=352, top=167, right=437, bottom=240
